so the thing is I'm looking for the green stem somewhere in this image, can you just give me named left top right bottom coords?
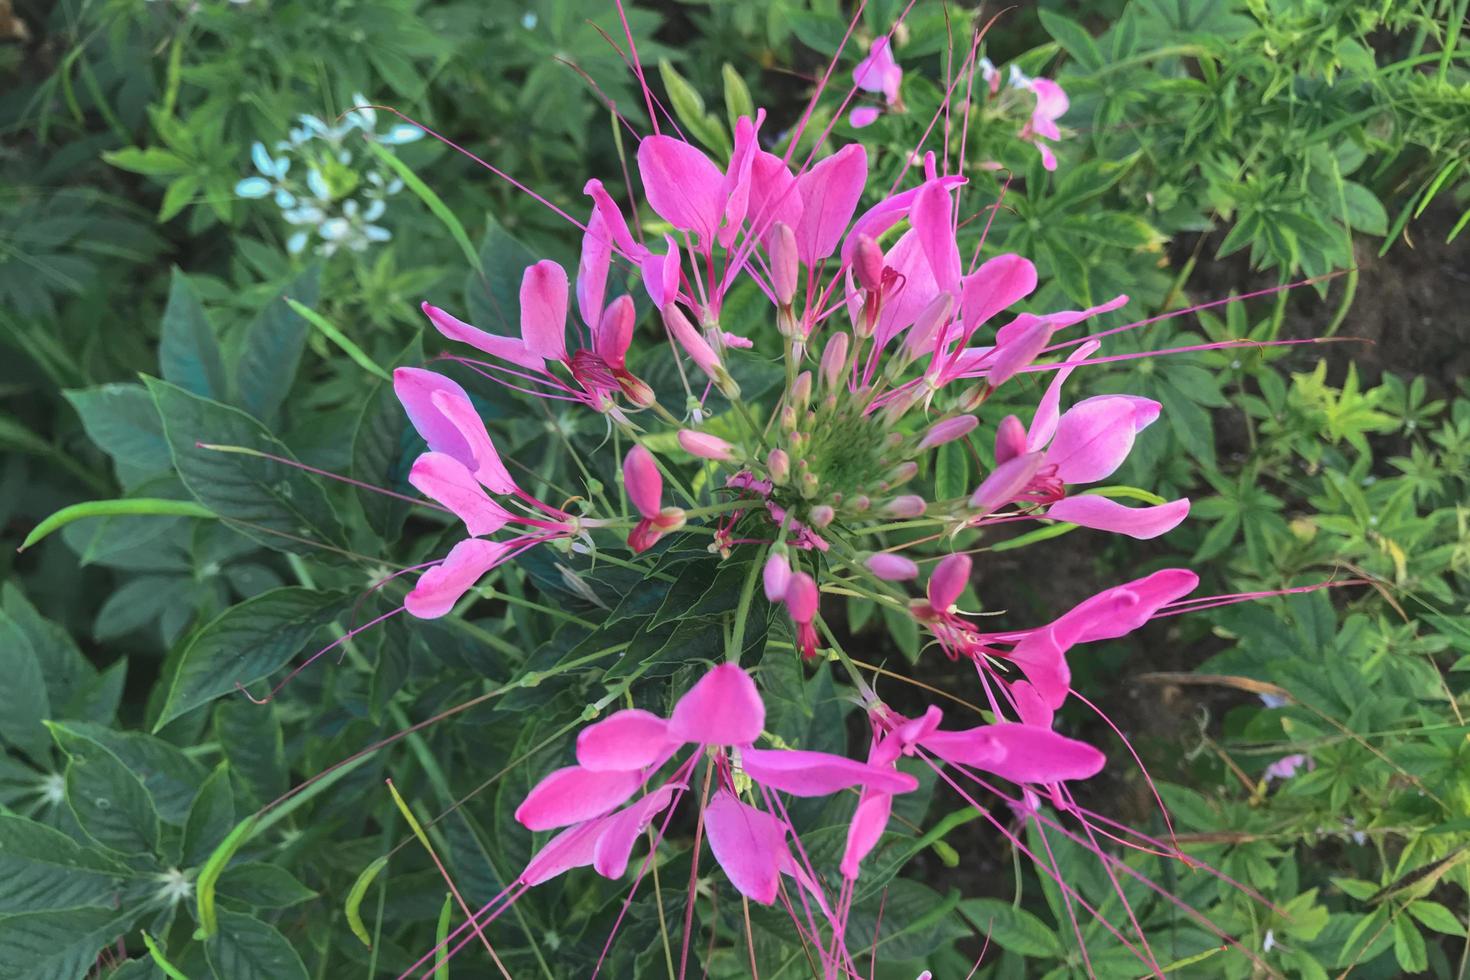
left=727, top=545, right=769, bottom=664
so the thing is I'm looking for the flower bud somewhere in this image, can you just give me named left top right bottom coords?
left=918, top=414, right=979, bottom=451
left=994, top=414, right=1027, bottom=464
left=865, top=553, right=919, bottom=581
left=928, top=553, right=972, bottom=612
left=883, top=461, right=918, bottom=489
left=854, top=234, right=884, bottom=293
left=770, top=221, right=799, bottom=307
left=808, top=504, right=835, bottom=528
left=883, top=494, right=926, bottom=518
left=767, top=448, right=790, bottom=484
left=677, top=429, right=735, bottom=461
left=784, top=571, right=819, bottom=622
left=790, top=371, right=812, bottom=410
left=799, top=470, right=820, bottom=498
left=616, top=372, right=656, bottom=408
left=820, top=331, right=850, bottom=390
left=763, top=552, right=792, bottom=601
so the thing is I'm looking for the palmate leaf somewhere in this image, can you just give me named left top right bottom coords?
left=160, top=268, right=228, bottom=401
left=49, top=722, right=161, bottom=857
left=0, top=815, right=131, bottom=914
left=205, top=909, right=309, bottom=980
left=232, top=264, right=322, bottom=423
left=144, top=376, right=347, bottom=554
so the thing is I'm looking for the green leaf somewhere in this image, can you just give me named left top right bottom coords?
left=1038, top=9, right=1102, bottom=70
left=365, top=141, right=481, bottom=274
left=20, top=498, right=215, bottom=552
left=465, top=214, right=538, bottom=333
left=1406, top=900, right=1467, bottom=937
left=345, top=856, right=388, bottom=947
left=142, top=932, right=192, bottom=980
left=155, top=587, right=348, bottom=729
left=2, top=586, right=98, bottom=713
left=103, top=146, right=188, bottom=176
left=285, top=299, right=391, bottom=382
left=1340, top=181, right=1388, bottom=236
left=49, top=722, right=161, bottom=856
left=61, top=721, right=205, bottom=823
left=161, top=268, right=228, bottom=400
left=958, top=898, right=1064, bottom=958
left=350, top=336, right=422, bottom=541
left=0, top=614, right=51, bottom=759
left=143, top=377, right=348, bottom=553
left=722, top=63, right=755, bottom=132
left=183, top=765, right=236, bottom=868
left=657, top=59, right=730, bottom=156
left=0, top=908, right=124, bottom=979
left=216, top=862, right=316, bottom=908
left=233, top=265, right=322, bottom=422
left=63, top=383, right=173, bottom=485
left=0, top=815, right=129, bottom=913
left=1393, top=916, right=1427, bottom=973
left=934, top=441, right=968, bottom=500
left=206, top=909, right=310, bottom=980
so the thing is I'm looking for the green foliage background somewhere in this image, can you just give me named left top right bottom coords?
left=1, top=0, right=1468, bottom=977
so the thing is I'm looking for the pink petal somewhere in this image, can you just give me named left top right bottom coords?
left=994, top=414, right=1027, bottom=464
left=594, top=295, right=636, bottom=370
left=1047, top=396, right=1144, bottom=484
left=576, top=709, right=674, bottom=771
left=405, top=538, right=513, bottom=619
left=421, top=302, right=542, bottom=371
left=1005, top=628, right=1071, bottom=709
left=662, top=303, right=722, bottom=377
left=577, top=208, right=613, bottom=329
left=912, top=180, right=961, bottom=294
left=520, top=821, right=603, bottom=886
left=408, top=452, right=511, bottom=537
left=960, top=254, right=1037, bottom=337
left=840, top=790, right=892, bottom=879
left=1030, top=78, right=1069, bottom=122
left=677, top=429, right=735, bottom=461
left=519, top=260, right=569, bottom=363
left=746, top=151, right=803, bottom=242
left=784, top=571, right=819, bottom=622
left=719, top=112, right=763, bottom=248
left=1008, top=680, right=1055, bottom=728
left=841, top=176, right=966, bottom=268
left=394, top=367, right=475, bottom=466
left=849, top=106, right=881, bottom=128
left=703, top=791, right=787, bottom=904
left=795, top=144, right=868, bottom=265
left=1036, top=141, right=1058, bottom=172
left=970, top=451, right=1043, bottom=513
left=515, top=765, right=646, bottom=831
left=583, top=179, right=643, bottom=256
left=641, top=235, right=683, bottom=309
left=667, top=663, right=765, bottom=745
left=872, top=228, right=939, bottom=348
left=637, top=136, right=725, bottom=247
left=1046, top=495, right=1190, bottom=540
left=428, top=389, right=516, bottom=493
left=1027, top=340, right=1099, bottom=451
left=1053, top=568, right=1199, bottom=646
left=742, top=748, right=918, bottom=797
left=768, top=222, right=799, bottom=305
left=987, top=316, right=1055, bottom=387
left=915, top=726, right=1007, bottom=769
left=962, top=723, right=1104, bottom=785
left=865, top=553, right=918, bottom=581
left=852, top=36, right=902, bottom=102
left=622, top=444, right=663, bottom=519
left=927, top=553, right=971, bottom=612
left=918, top=414, right=978, bottom=450
left=591, top=785, right=681, bottom=878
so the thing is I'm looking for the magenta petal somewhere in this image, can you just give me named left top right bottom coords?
left=965, top=723, right=1104, bottom=785
left=912, top=180, right=961, bottom=294
left=637, top=136, right=725, bottom=247
left=520, top=260, right=569, bottom=363
left=583, top=179, right=642, bottom=257
left=591, top=785, right=681, bottom=879
left=849, top=106, right=881, bottom=128
left=515, top=765, right=646, bottom=832
left=576, top=709, right=673, bottom=772
left=1005, top=628, right=1072, bottom=709
left=577, top=208, right=613, bottom=329
left=916, top=725, right=1008, bottom=769
left=405, top=538, right=513, bottom=619
left=970, top=451, right=1044, bottom=514
left=408, top=452, right=511, bottom=537
left=428, top=390, right=516, bottom=493
left=595, top=295, right=636, bottom=371
left=927, top=553, right=972, bottom=612
left=795, top=144, right=868, bottom=265
left=421, top=302, right=543, bottom=371
left=1009, top=681, right=1056, bottom=729
left=718, top=112, right=762, bottom=248
left=742, top=748, right=918, bottom=797
left=667, top=663, right=765, bottom=745
left=841, top=175, right=965, bottom=267
left=1047, top=396, right=1142, bottom=484
left=987, top=316, right=1055, bottom=387
left=622, top=444, right=663, bottom=520
left=520, top=821, right=603, bottom=886
left=394, top=367, right=475, bottom=466
left=746, top=151, right=803, bottom=242
left=1027, top=340, right=1100, bottom=451
left=703, top=791, right=787, bottom=904
left=961, top=254, right=1038, bottom=336
left=840, top=790, right=893, bottom=879
left=1046, top=495, right=1190, bottom=540
left=1054, top=568, right=1199, bottom=645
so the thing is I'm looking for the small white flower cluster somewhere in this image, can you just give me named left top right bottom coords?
left=235, top=94, right=424, bottom=256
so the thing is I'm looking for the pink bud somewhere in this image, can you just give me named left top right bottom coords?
left=883, top=495, right=926, bottom=518
left=928, top=553, right=972, bottom=611
left=994, top=414, right=1027, bottom=464
left=853, top=234, right=884, bottom=292
left=677, top=429, right=735, bottom=461
left=820, top=331, right=850, bottom=389
left=808, top=504, right=834, bottom=528
left=918, top=414, right=978, bottom=450
left=770, top=222, right=799, bottom=306
left=763, top=552, right=792, bottom=601
left=784, top=571, right=819, bottom=622
left=594, top=294, right=636, bottom=370
left=970, top=451, right=1043, bottom=514
left=790, top=371, right=812, bottom=408
left=767, top=448, right=790, bottom=484
left=622, top=444, right=663, bottom=519
left=865, top=553, right=919, bottom=581
left=661, top=303, right=721, bottom=377
left=885, top=461, right=918, bottom=487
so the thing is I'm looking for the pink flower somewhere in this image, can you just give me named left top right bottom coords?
left=849, top=35, right=904, bottom=126
left=784, top=571, right=821, bottom=658
left=1264, top=754, right=1314, bottom=782
left=676, top=429, right=735, bottom=461
left=623, top=445, right=684, bottom=553
left=1023, top=78, right=1069, bottom=171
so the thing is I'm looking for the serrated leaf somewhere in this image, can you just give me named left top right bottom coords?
left=161, top=269, right=228, bottom=400
left=155, top=587, right=348, bottom=729
left=144, top=376, right=347, bottom=553
left=50, top=722, right=161, bottom=856
left=206, top=909, right=310, bottom=980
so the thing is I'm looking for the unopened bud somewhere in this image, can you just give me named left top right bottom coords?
left=885, top=461, right=919, bottom=487
left=790, top=371, right=812, bottom=410
left=883, top=494, right=926, bottom=518
left=781, top=405, right=798, bottom=433
left=957, top=383, right=987, bottom=413
left=799, top=470, right=820, bottom=498
left=617, top=373, right=656, bottom=408
left=820, top=331, right=850, bottom=390
left=808, top=504, right=835, bottom=528
left=763, top=551, right=793, bottom=601
left=918, top=414, right=979, bottom=451
left=994, top=414, right=1027, bottom=464
left=854, top=234, right=884, bottom=292
left=677, top=429, right=736, bottom=461
left=770, top=222, right=799, bottom=306
left=865, top=553, right=919, bottom=581
left=767, top=448, right=790, bottom=484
